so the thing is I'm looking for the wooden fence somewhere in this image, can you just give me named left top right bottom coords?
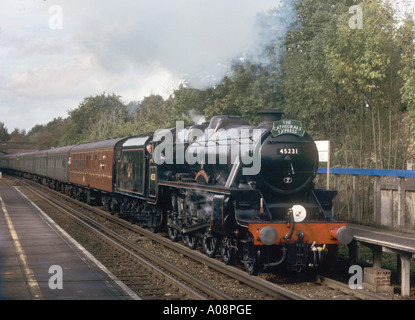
left=317, top=168, right=415, bottom=231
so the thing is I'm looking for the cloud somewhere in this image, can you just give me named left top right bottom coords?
left=67, top=0, right=280, bottom=87
left=0, top=0, right=281, bottom=131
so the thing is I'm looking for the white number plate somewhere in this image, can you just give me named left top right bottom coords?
left=278, top=148, right=300, bottom=155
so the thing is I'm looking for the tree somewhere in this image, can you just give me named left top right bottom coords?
left=399, top=16, right=415, bottom=162
left=28, top=117, right=68, bottom=149
left=0, top=122, right=10, bottom=142
left=282, top=0, right=351, bottom=137
left=132, top=94, right=175, bottom=134
left=86, top=108, right=132, bottom=142
left=203, top=61, right=284, bottom=124
left=167, top=85, right=208, bottom=125
left=9, top=128, right=28, bottom=143
left=60, top=92, right=129, bottom=145
left=282, top=0, right=414, bottom=169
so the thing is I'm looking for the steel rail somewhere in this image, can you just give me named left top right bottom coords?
left=316, top=275, right=390, bottom=300
left=21, top=182, right=233, bottom=300
left=72, top=199, right=305, bottom=300
left=19, top=178, right=305, bottom=300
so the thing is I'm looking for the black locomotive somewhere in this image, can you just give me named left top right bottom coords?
left=0, top=110, right=351, bottom=275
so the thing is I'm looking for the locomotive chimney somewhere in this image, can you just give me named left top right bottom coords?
left=258, top=110, right=284, bottom=127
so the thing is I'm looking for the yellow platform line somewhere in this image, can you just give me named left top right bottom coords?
left=0, top=195, right=42, bottom=300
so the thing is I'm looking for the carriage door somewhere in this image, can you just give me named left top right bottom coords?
left=148, top=165, right=158, bottom=199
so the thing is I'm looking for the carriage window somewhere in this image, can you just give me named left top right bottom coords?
left=99, top=153, right=103, bottom=173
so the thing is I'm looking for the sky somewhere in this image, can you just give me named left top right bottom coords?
left=0, top=0, right=282, bottom=132
left=0, top=1, right=414, bottom=133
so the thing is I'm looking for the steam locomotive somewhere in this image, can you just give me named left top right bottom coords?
left=0, top=110, right=352, bottom=275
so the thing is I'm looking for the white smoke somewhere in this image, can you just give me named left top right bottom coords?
left=0, top=0, right=297, bottom=131
left=65, top=0, right=293, bottom=89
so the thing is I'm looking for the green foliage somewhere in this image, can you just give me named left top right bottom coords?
left=131, top=94, right=176, bottom=134
left=60, top=92, right=129, bottom=145
left=85, top=108, right=132, bottom=142
left=399, top=17, right=415, bottom=117
left=0, top=122, right=10, bottom=142
left=27, top=117, right=68, bottom=149
left=282, top=0, right=415, bottom=169
left=9, top=128, right=28, bottom=143
left=167, top=85, right=208, bottom=124
left=204, top=62, right=283, bottom=124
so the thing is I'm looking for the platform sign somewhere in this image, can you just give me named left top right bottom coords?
left=315, top=140, right=330, bottom=189
left=315, top=140, right=330, bottom=163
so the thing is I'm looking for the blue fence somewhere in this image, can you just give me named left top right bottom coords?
left=316, top=167, right=415, bottom=232
left=318, top=167, right=415, bottom=178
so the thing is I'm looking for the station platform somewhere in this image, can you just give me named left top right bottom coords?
left=0, top=181, right=139, bottom=300
left=350, top=224, right=415, bottom=255
left=348, top=224, right=415, bottom=297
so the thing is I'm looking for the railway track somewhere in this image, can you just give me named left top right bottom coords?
left=315, top=275, right=389, bottom=300
left=4, top=175, right=391, bottom=300
left=12, top=181, right=207, bottom=299
left=9, top=177, right=304, bottom=300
